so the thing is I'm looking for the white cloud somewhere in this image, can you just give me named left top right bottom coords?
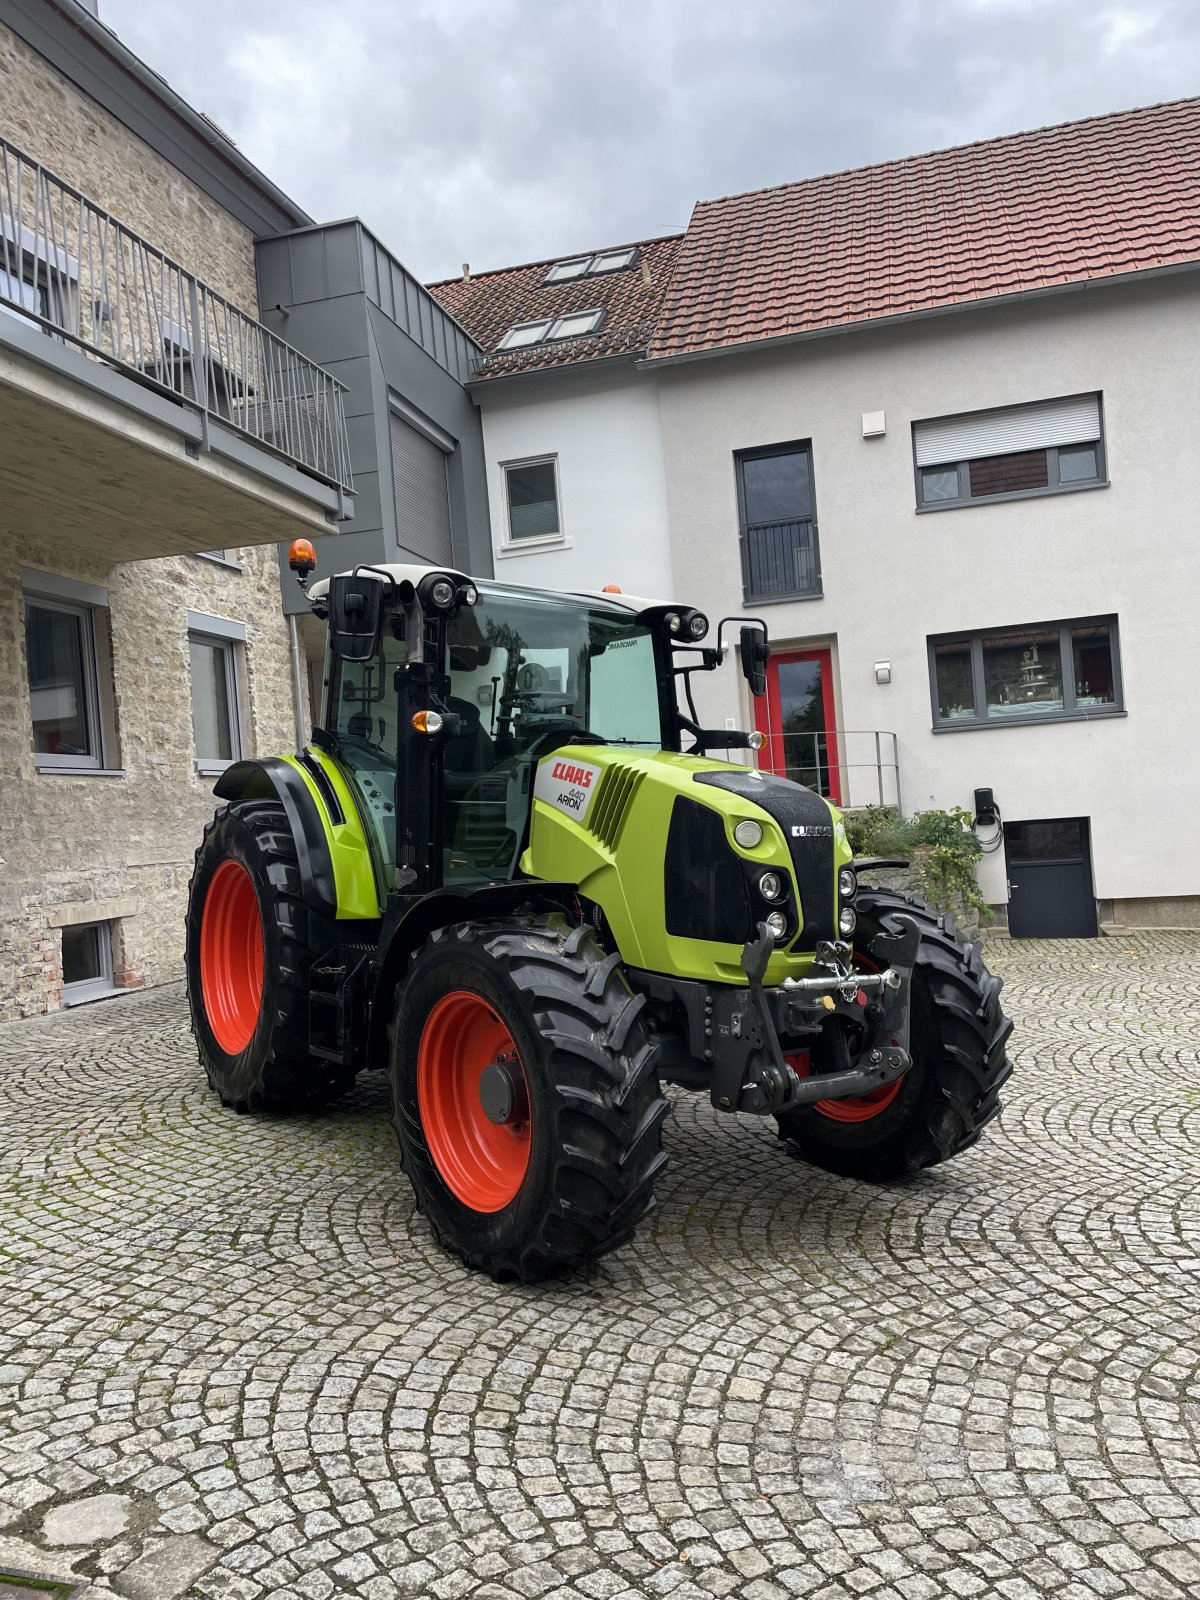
left=98, top=0, right=1200, bottom=280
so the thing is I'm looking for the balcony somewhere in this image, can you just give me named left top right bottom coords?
left=741, top=517, right=822, bottom=603
left=759, top=729, right=901, bottom=811
left=0, top=138, right=353, bottom=561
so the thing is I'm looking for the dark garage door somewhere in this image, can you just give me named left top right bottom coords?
left=1005, top=817, right=1097, bottom=938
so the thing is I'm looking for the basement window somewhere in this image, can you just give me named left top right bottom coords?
left=62, top=921, right=116, bottom=1005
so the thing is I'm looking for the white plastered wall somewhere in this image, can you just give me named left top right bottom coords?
left=652, top=276, right=1200, bottom=907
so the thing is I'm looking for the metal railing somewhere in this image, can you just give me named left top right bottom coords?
left=0, top=136, right=353, bottom=495
left=741, top=517, right=822, bottom=601
left=757, top=729, right=901, bottom=809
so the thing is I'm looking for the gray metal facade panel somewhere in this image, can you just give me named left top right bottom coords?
left=255, top=239, right=294, bottom=310
left=0, top=0, right=310, bottom=235
left=390, top=411, right=453, bottom=566
left=289, top=234, right=329, bottom=307
left=322, top=226, right=364, bottom=299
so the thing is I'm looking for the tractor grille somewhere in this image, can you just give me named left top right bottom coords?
left=586, top=766, right=645, bottom=852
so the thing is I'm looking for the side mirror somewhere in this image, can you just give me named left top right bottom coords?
left=739, top=625, right=770, bottom=698
left=329, top=574, right=383, bottom=663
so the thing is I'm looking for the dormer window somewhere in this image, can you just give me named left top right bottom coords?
left=497, top=309, right=604, bottom=351
left=541, top=248, right=636, bottom=285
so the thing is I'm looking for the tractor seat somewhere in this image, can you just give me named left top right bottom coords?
left=444, top=697, right=496, bottom=795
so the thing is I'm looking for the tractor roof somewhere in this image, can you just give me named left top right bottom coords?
left=308, top=562, right=669, bottom=616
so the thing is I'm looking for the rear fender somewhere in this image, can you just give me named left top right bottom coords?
left=213, top=758, right=340, bottom=919
left=366, top=881, right=579, bottom=1071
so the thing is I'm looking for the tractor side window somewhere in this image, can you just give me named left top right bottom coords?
left=328, top=620, right=407, bottom=881
left=439, top=589, right=663, bottom=885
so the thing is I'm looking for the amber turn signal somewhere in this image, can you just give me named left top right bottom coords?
left=601, top=583, right=622, bottom=593
left=411, top=711, right=444, bottom=735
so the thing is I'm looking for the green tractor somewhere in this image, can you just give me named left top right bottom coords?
left=186, top=555, right=1012, bottom=1280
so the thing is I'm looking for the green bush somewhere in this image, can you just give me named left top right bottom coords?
left=844, top=804, right=989, bottom=917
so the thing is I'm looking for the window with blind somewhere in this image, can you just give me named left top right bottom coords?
left=390, top=411, right=454, bottom=566
left=913, top=393, right=1106, bottom=509
left=928, top=616, right=1123, bottom=730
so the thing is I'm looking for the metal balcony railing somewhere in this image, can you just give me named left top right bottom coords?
left=757, top=729, right=901, bottom=810
left=0, top=137, right=353, bottom=496
left=741, top=517, right=822, bottom=601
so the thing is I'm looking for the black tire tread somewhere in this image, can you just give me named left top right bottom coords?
left=389, top=917, right=669, bottom=1282
left=777, top=885, right=1013, bottom=1178
left=186, top=801, right=354, bottom=1113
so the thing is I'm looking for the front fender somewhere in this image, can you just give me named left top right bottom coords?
left=213, top=757, right=340, bottom=920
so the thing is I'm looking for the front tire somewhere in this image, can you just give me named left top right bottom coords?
left=389, top=918, right=669, bottom=1281
left=776, top=887, right=1013, bottom=1178
left=186, top=802, right=354, bottom=1112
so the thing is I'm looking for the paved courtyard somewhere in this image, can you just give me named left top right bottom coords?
left=1, top=932, right=1198, bottom=1600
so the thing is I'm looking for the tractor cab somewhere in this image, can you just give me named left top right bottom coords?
left=306, top=562, right=767, bottom=905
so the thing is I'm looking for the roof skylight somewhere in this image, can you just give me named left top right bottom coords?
left=498, top=309, right=604, bottom=351
left=542, top=248, right=637, bottom=285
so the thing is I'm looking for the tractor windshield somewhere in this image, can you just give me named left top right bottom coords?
left=442, top=584, right=663, bottom=881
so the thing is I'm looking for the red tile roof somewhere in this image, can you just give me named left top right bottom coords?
left=426, top=234, right=682, bottom=379
left=649, top=97, right=1200, bottom=362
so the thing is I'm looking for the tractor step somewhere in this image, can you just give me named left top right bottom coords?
left=309, top=947, right=372, bottom=1069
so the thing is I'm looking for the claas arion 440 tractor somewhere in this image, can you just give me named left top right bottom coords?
left=186, top=552, right=1013, bottom=1280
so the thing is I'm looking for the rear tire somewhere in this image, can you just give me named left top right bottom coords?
left=775, top=887, right=1013, bottom=1178
left=389, top=917, right=669, bottom=1281
left=186, top=802, right=355, bottom=1112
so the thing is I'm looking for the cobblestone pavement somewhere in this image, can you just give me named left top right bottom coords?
left=1, top=932, right=1199, bottom=1600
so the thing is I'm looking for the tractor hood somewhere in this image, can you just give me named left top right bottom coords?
left=521, top=744, right=852, bottom=986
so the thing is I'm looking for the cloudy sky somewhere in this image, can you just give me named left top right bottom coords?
left=100, top=0, right=1200, bottom=283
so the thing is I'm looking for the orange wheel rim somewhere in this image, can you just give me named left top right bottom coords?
left=789, top=950, right=905, bottom=1123
left=199, top=859, right=264, bottom=1055
left=417, top=991, right=531, bottom=1212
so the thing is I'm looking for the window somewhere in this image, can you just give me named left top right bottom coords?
left=1, top=219, right=76, bottom=332
left=497, top=309, right=604, bottom=350
left=543, top=248, right=636, bottom=284
left=504, top=457, right=561, bottom=543
left=929, top=617, right=1122, bottom=730
left=62, top=921, right=115, bottom=1005
left=914, top=393, right=1106, bottom=509
left=735, top=443, right=821, bottom=602
left=187, top=613, right=246, bottom=772
left=22, top=571, right=115, bottom=772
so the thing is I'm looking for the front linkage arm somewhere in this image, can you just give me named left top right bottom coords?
left=730, top=914, right=921, bottom=1114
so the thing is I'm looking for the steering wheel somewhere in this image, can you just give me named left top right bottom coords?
left=517, top=662, right=550, bottom=693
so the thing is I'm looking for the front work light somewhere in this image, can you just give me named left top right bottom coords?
left=430, top=579, right=456, bottom=608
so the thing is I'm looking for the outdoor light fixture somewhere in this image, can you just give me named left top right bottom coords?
left=874, top=661, right=892, bottom=684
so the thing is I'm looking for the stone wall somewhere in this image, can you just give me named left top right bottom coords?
left=0, top=25, right=259, bottom=312
left=0, top=534, right=298, bottom=1020
left=0, top=26, right=298, bottom=1019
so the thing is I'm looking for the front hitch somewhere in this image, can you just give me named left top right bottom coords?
left=729, top=914, right=921, bottom=1115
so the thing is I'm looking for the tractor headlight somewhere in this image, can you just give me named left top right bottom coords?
left=838, top=905, right=858, bottom=937
left=686, top=611, right=709, bottom=640
left=664, top=611, right=682, bottom=634
left=747, top=730, right=765, bottom=750
left=430, top=579, right=455, bottom=608
left=734, top=819, right=763, bottom=849
left=838, top=866, right=858, bottom=900
left=758, top=871, right=783, bottom=901
left=765, top=911, right=788, bottom=940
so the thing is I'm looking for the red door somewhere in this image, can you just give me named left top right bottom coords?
left=753, top=648, right=841, bottom=804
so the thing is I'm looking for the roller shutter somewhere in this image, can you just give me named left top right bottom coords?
left=914, top=394, right=1101, bottom=466
left=390, top=411, right=453, bottom=565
